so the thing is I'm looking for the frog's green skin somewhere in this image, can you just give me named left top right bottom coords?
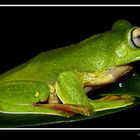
left=0, top=20, right=139, bottom=117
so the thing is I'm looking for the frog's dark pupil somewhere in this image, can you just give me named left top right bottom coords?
left=137, top=35, right=140, bottom=38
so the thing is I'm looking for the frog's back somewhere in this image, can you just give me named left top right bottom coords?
left=0, top=39, right=98, bottom=84
left=0, top=31, right=114, bottom=84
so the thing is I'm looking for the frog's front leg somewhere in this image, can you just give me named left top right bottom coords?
left=80, top=65, right=133, bottom=94
left=77, top=65, right=135, bottom=112
left=79, top=65, right=134, bottom=87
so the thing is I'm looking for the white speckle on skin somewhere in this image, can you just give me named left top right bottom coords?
left=35, top=91, right=40, bottom=97
left=116, top=44, right=127, bottom=58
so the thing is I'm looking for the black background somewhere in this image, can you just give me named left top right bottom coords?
left=0, top=6, right=140, bottom=128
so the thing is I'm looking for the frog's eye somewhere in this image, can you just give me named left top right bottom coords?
left=131, top=28, right=140, bottom=48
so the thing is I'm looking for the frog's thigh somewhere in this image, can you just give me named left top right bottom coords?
left=56, top=71, right=89, bottom=105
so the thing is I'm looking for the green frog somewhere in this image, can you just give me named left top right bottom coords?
left=0, top=19, right=139, bottom=118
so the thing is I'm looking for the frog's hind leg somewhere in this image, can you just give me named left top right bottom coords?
left=55, top=71, right=94, bottom=116
left=33, top=71, right=94, bottom=117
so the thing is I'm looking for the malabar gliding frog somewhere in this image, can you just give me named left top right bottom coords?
left=0, top=19, right=139, bottom=117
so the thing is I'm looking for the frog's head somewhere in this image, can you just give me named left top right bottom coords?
left=108, top=20, right=140, bottom=68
